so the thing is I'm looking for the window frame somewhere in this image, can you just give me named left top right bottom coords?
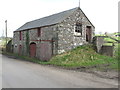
left=19, top=31, right=22, bottom=40
left=37, top=27, right=41, bottom=37
left=75, top=23, right=82, bottom=34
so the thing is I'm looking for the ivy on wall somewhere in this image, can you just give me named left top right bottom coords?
left=26, top=30, right=29, bottom=55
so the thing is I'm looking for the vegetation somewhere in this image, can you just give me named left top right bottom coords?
left=2, top=44, right=119, bottom=71
left=0, top=37, right=6, bottom=46
left=49, top=45, right=118, bottom=70
left=26, top=31, right=30, bottom=55
left=1, top=32, right=119, bottom=71
left=97, top=32, right=120, bottom=42
left=95, top=32, right=120, bottom=41
left=0, top=37, right=12, bottom=46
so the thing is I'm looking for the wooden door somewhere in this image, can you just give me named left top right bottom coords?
left=19, top=45, right=22, bottom=55
left=40, top=43, right=52, bottom=61
left=30, top=43, right=36, bottom=57
left=86, top=26, right=92, bottom=43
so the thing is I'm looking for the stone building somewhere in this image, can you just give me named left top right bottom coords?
left=13, top=7, right=95, bottom=61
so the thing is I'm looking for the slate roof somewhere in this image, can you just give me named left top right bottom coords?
left=16, top=7, right=78, bottom=31
left=16, top=7, right=94, bottom=31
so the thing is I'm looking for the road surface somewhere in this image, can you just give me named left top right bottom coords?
left=2, top=54, right=118, bottom=88
left=0, top=54, right=2, bottom=89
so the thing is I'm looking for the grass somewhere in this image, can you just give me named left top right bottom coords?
left=95, top=33, right=120, bottom=46
left=49, top=45, right=118, bottom=70
left=0, top=37, right=12, bottom=47
left=104, top=37, right=120, bottom=43
left=114, top=43, right=120, bottom=59
left=103, top=43, right=113, bottom=46
left=104, top=38, right=117, bottom=43
left=2, top=44, right=119, bottom=71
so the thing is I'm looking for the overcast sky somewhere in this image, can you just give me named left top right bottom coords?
left=0, top=0, right=119, bottom=37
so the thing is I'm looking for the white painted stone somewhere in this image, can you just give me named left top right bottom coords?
left=58, top=50, right=65, bottom=54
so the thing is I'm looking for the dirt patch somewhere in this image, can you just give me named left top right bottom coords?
left=76, top=68, right=118, bottom=80
left=43, top=64, right=118, bottom=80
left=65, top=65, right=118, bottom=80
left=88, top=69, right=118, bottom=79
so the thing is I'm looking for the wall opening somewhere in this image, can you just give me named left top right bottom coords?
left=19, top=45, right=22, bottom=55
left=30, top=42, right=36, bottom=57
left=39, top=43, right=52, bottom=61
left=86, top=26, right=92, bottom=43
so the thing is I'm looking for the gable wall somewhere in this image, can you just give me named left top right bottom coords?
left=57, top=9, right=95, bottom=54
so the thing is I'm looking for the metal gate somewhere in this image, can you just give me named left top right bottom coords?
left=30, top=43, right=36, bottom=57
left=40, top=43, right=52, bottom=61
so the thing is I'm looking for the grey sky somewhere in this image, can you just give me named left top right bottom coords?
left=0, top=0, right=119, bottom=37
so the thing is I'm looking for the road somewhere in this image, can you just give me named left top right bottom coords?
left=2, top=54, right=118, bottom=88
left=0, top=54, right=2, bottom=89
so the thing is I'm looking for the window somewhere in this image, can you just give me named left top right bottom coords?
left=37, top=28, right=41, bottom=37
left=75, top=23, right=82, bottom=34
left=19, top=31, right=22, bottom=40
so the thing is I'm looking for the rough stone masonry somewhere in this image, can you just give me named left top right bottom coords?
left=13, top=7, right=95, bottom=61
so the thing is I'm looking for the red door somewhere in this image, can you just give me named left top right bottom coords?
left=30, top=43, right=36, bottom=57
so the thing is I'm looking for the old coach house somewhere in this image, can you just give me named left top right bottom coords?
left=13, top=7, right=95, bottom=61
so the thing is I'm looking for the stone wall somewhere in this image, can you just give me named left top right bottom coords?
left=100, top=45, right=114, bottom=57
left=13, top=25, right=59, bottom=60
left=93, top=36, right=115, bottom=57
left=35, top=25, right=59, bottom=59
left=93, top=36, right=105, bottom=53
left=57, top=8, right=95, bottom=54
left=13, top=31, right=20, bottom=54
left=13, top=30, right=28, bottom=55
left=13, top=8, right=95, bottom=60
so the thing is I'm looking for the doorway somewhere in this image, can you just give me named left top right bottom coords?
left=86, top=26, right=92, bottom=43
left=40, top=43, right=52, bottom=61
left=19, top=45, right=22, bottom=55
left=30, top=43, right=36, bottom=57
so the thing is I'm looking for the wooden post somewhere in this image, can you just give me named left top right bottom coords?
left=5, top=20, right=7, bottom=51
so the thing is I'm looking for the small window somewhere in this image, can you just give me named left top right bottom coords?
left=37, top=28, right=41, bottom=37
left=19, top=31, right=22, bottom=40
left=75, top=23, right=82, bottom=34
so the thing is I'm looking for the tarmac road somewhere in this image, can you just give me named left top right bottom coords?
left=0, top=54, right=2, bottom=89
left=1, top=54, right=118, bottom=88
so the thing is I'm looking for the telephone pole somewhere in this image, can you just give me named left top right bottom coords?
left=5, top=20, right=7, bottom=47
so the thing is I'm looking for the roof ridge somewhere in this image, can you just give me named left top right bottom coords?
left=28, top=7, right=78, bottom=23
left=15, top=7, right=79, bottom=31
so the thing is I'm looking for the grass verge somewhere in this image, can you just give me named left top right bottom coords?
left=2, top=45, right=119, bottom=71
